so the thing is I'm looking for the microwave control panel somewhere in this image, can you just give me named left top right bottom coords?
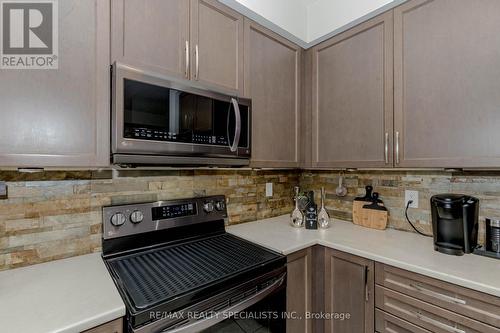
left=125, top=127, right=229, bottom=146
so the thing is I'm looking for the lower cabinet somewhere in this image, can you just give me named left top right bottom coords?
left=286, top=248, right=313, bottom=333
left=323, top=248, right=375, bottom=333
left=375, top=263, right=500, bottom=333
left=287, top=248, right=500, bottom=333
left=82, top=318, right=123, bottom=333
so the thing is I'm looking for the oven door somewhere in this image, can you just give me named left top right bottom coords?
left=131, top=269, right=286, bottom=333
left=112, top=63, right=251, bottom=164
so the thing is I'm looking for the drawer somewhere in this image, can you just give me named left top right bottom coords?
left=376, top=309, right=432, bottom=333
left=82, top=318, right=123, bottom=333
left=375, top=262, right=500, bottom=328
left=376, top=285, right=500, bottom=333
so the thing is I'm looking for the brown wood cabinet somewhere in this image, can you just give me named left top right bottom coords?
left=393, top=0, right=500, bottom=168
left=190, top=0, right=244, bottom=95
left=311, top=12, right=393, bottom=169
left=376, top=309, right=432, bottom=333
left=324, top=248, right=375, bottom=333
left=286, top=248, right=313, bottom=333
left=244, top=19, right=302, bottom=168
left=375, top=263, right=500, bottom=333
left=111, top=0, right=243, bottom=95
left=111, top=0, right=190, bottom=79
left=0, top=0, right=110, bottom=168
left=82, top=318, right=123, bottom=333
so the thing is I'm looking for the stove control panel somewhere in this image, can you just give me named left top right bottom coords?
left=102, top=195, right=228, bottom=240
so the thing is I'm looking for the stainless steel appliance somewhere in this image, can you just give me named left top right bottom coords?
left=112, top=63, right=251, bottom=166
left=486, top=218, right=500, bottom=253
left=102, top=196, right=286, bottom=333
left=430, top=194, right=479, bottom=256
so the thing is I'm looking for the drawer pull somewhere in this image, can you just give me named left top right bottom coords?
left=410, top=283, right=467, bottom=305
left=416, top=312, right=466, bottom=333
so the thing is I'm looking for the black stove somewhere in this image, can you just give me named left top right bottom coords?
left=102, top=196, right=286, bottom=333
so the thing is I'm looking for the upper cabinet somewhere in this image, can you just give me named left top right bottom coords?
left=111, top=0, right=190, bottom=80
left=311, top=12, right=393, bottom=169
left=112, top=0, right=244, bottom=96
left=0, top=0, right=110, bottom=168
left=191, top=0, right=244, bottom=95
left=244, top=19, right=302, bottom=168
left=394, top=0, right=500, bottom=168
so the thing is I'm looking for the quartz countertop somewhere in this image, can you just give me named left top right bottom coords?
left=0, top=253, right=125, bottom=333
left=227, top=215, right=500, bottom=298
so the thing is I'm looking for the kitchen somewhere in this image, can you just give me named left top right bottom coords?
left=1, top=0, right=500, bottom=332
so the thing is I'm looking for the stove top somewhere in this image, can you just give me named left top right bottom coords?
left=106, top=233, right=282, bottom=311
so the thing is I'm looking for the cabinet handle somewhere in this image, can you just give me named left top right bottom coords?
left=384, top=132, right=389, bottom=164
left=415, top=312, right=466, bottom=333
left=185, top=40, right=189, bottom=79
left=395, top=131, right=400, bottom=165
left=364, top=266, right=369, bottom=302
left=410, top=283, right=467, bottom=305
left=195, top=44, right=199, bottom=80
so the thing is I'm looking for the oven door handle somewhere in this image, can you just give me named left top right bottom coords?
left=228, top=98, right=241, bottom=153
left=149, top=273, right=285, bottom=333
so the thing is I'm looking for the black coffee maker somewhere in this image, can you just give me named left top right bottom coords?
left=430, top=194, right=479, bottom=256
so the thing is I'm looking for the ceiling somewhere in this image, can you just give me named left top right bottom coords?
left=219, top=0, right=407, bottom=48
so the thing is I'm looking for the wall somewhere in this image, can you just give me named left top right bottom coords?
left=0, top=169, right=299, bottom=271
left=3, top=168, right=500, bottom=271
left=230, top=0, right=309, bottom=41
left=300, top=170, right=500, bottom=242
left=306, top=0, right=395, bottom=41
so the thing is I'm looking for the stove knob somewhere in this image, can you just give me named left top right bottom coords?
left=203, top=201, right=215, bottom=213
left=130, top=210, right=144, bottom=224
left=215, top=200, right=226, bottom=211
left=110, top=212, right=126, bottom=227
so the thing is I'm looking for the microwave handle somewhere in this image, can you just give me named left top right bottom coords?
left=229, top=98, right=241, bottom=153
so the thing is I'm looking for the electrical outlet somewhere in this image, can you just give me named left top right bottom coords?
left=405, top=190, right=418, bottom=208
left=265, top=183, right=273, bottom=197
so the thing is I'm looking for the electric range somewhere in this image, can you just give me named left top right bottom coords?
left=102, top=195, right=286, bottom=333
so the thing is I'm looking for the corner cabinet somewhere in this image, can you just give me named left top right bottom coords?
left=394, top=0, right=500, bottom=168
left=324, top=248, right=374, bottom=333
left=244, top=19, right=302, bottom=168
left=311, top=12, right=393, bottom=169
left=0, top=0, right=110, bottom=168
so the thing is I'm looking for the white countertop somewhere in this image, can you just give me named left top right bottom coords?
left=227, top=215, right=500, bottom=298
left=0, top=253, right=125, bottom=333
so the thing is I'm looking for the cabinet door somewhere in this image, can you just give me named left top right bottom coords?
left=244, top=19, right=301, bottom=168
left=394, top=0, right=500, bottom=168
left=82, top=318, right=123, bottom=333
left=0, top=0, right=110, bottom=168
left=312, top=12, right=393, bottom=168
left=324, top=249, right=374, bottom=333
left=190, top=0, right=244, bottom=95
left=111, top=0, right=190, bottom=79
left=287, top=248, right=313, bottom=333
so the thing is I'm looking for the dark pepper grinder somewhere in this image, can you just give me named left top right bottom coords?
left=305, top=191, right=318, bottom=230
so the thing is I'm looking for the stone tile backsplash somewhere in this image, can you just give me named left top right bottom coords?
left=300, top=170, right=500, bottom=243
left=2, top=168, right=500, bottom=271
left=0, top=170, right=299, bottom=270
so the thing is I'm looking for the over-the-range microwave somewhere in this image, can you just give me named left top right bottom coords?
left=111, top=63, right=251, bottom=167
